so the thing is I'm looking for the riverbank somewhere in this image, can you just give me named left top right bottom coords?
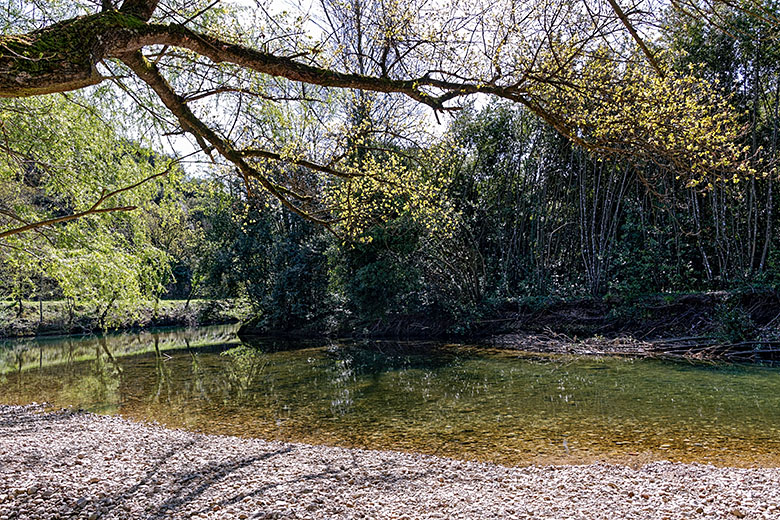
left=6, top=291, right=780, bottom=363
left=1, top=405, right=778, bottom=520
left=0, top=299, right=245, bottom=339
left=238, top=290, right=780, bottom=363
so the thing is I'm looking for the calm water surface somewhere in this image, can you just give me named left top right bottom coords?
left=2, top=325, right=780, bottom=466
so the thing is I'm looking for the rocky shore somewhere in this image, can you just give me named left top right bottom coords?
left=1, top=404, right=779, bottom=519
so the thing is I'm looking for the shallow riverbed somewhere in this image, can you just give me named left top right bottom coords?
left=2, top=326, right=780, bottom=466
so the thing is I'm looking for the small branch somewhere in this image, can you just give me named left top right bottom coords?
left=0, top=162, right=174, bottom=240
left=0, top=206, right=136, bottom=240
left=182, top=87, right=319, bottom=104
left=605, top=0, right=665, bottom=77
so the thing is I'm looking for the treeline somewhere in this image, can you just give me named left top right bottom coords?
left=2, top=2, right=779, bottom=337
left=182, top=3, right=780, bottom=335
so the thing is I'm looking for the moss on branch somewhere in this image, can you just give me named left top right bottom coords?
left=0, top=11, right=145, bottom=97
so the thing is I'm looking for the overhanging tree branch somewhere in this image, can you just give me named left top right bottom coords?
left=0, top=0, right=753, bottom=218
left=119, top=50, right=331, bottom=225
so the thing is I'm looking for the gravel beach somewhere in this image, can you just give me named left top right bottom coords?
left=1, top=404, right=779, bottom=519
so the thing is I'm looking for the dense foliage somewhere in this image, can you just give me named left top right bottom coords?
left=1, top=1, right=780, bottom=335
left=0, top=95, right=186, bottom=329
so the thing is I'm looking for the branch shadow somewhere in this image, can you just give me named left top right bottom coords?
left=67, top=442, right=296, bottom=519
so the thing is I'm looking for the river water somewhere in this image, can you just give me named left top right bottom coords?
left=2, top=325, right=779, bottom=466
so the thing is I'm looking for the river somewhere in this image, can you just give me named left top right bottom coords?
left=2, top=325, right=779, bottom=466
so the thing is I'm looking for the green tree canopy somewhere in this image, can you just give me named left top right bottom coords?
left=0, top=0, right=762, bottom=237
left=0, top=95, right=180, bottom=327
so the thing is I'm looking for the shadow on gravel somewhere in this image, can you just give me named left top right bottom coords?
left=156, top=448, right=293, bottom=517
left=1, top=407, right=441, bottom=519
left=202, top=464, right=341, bottom=516
left=0, top=406, right=80, bottom=431
left=102, top=445, right=294, bottom=519
left=188, top=451, right=439, bottom=518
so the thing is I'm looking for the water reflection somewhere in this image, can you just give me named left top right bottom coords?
left=0, top=325, right=238, bottom=375
left=2, top=326, right=780, bottom=466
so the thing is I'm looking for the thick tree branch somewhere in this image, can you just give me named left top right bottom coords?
left=118, top=23, right=518, bottom=110
left=119, top=50, right=331, bottom=225
left=0, top=9, right=529, bottom=108
left=0, top=10, right=581, bottom=152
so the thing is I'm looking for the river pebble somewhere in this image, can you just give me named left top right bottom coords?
left=1, top=404, right=779, bottom=519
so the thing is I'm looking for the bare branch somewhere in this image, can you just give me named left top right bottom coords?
left=119, top=50, right=332, bottom=225
left=182, top=87, right=319, bottom=104
left=604, top=0, right=664, bottom=77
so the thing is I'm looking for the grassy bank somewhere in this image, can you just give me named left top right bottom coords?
left=0, top=299, right=248, bottom=338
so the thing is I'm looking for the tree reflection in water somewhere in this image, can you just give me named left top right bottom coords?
left=3, top=326, right=780, bottom=467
